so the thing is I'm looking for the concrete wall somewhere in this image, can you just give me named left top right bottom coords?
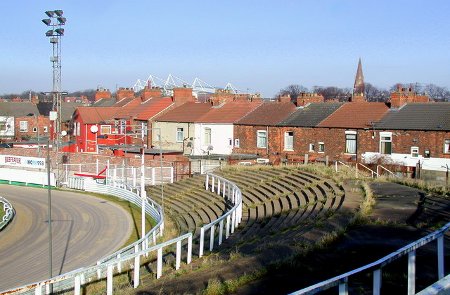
left=192, top=123, right=234, bottom=156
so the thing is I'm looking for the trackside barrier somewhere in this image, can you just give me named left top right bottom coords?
left=288, top=221, right=450, bottom=295
left=1, top=176, right=165, bottom=294
left=0, top=196, right=15, bottom=231
left=199, top=173, right=242, bottom=257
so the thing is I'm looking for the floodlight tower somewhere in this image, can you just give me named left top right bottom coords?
left=42, top=10, right=66, bottom=142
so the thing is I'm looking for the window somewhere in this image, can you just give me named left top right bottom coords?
left=176, top=127, right=184, bottom=142
left=345, top=131, right=357, bottom=154
left=33, top=127, right=38, bottom=132
left=44, top=126, right=48, bottom=133
left=380, top=132, right=392, bottom=154
left=411, top=146, right=419, bottom=158
left=19, top=121, right=28, bottom=132
left=444, top=139, right=450, bottom=154
left=309, top=143, right=315, bottom=152
left=0, top=122, right=6, bottom=131
left=204, top=128, right=211, bottom=145
left=234, top=138, right=240, bottom=148
left=284, top=131, right=294, bottom=151
left=100, top=125, right=111, bottom=135
left=228, top=138, right=233, bottom=146
left=318, top=142, right=325, bottom=153
left=257, top=130, right=267, bottom=148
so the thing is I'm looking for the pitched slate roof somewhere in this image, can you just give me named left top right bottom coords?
left=74, top=107, right=119, bottom=124
left=92, top=98, right=117, bottom=107
left=318, top=102, right=389, bottom=129
left=61, top=102, right=84, bottom=122
left=154, top=102, right=212, bottom=122
left=197, top=101, right=263, bottom=124
left=237, top=101, right=297, bottom=126
left=0, top=102, right=39, bottom=116
left=374, top=103, right=450, bottom=131
left=280, top=103, right=344, bottom=127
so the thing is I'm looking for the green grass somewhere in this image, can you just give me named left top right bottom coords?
left=0, top=204, right=4, bottom=221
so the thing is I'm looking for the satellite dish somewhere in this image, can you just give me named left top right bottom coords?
left=90, top=125, right=99, bottom=133
left=61, top=130, right=67, bottom=136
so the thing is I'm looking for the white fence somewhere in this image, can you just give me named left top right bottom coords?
left=0, top=196, right=15, bottom=231
left=0, top=168, right=56, bottom=187
left=62, top=161, right=174, bottom=187
left=289, top=221, right=450, bottom=295
left=2, top=172, right=242, bottom=295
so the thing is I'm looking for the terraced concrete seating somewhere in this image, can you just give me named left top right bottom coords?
left=147, top=175, right=230, bottom=238
left=214, top=166, right=345, bottom=250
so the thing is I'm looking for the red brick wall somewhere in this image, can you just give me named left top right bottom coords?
left=95, top=89, right=112, bottom=101
left=14, top=116, right=50, bottom=141
left=234, top=125, right=450, bottom=163
left=173, top=88, right=194, bottom=105
left=116, top=88, right=135, bottom=100
left=141, top=87, right=162, bottom=101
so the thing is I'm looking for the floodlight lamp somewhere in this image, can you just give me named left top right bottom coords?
left=45, top=30, right=54, bottom=37
left=55, top=28, right=64, bottom=36
left=54, top=10, right=63, bottom=17
left=42, top=19, right=52, bottom=26
left=57, top=17, right=66, bottom=25
left=45, top=11, right=55, bottom=17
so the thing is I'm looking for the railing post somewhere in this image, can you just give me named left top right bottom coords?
left=187, top=235, right=192, bottom=264
left=199, top=227, right=205, bottom=257
left=170, top=167, right=174, bottom=183
left=134, top=245, right=140, bottom=288
left=212, top=176, right=215, bottom=193
left=335, top=161, right=338, bottom=172
left=205, top=174, right=209, bottom=190
left=339, top=278, right=348, bottom=295
left=231, top=210, right=236, bottom=234
left=157, top=247, right=163, bottom=279
left=74, top=275, right=81, bottom=295
left=438, top=235, right=444, bottom=279
left=408, top=250, right=416, bottom=295
left=34, top=283, right=42, bottom=295
left=373, top=268, right=381, bottom=295
left=226, top=215, right=230, bottom=239
left=223, top=181, right=226, bottom=197
left=210, top=225, right=215, bottom=251
left=117, top=253, right=122, bottom=272
left=96, top=261, right=101, bottom=279
left=107, top=264, right=113, bottom=295
left=217, top=179, right=221, bottom=195
left=219, top=219, right=224, bottom=245
left=356, top=163, right=359, bottom=178
left=176, top=240, right=181, bottom=270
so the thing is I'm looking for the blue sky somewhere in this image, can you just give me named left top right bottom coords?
left=1, top=0, right=449, bottom=97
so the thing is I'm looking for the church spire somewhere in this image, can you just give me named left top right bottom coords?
left=353, top=58, right=365, bottom=96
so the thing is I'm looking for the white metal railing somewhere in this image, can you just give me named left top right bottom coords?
left=2, top=172, right=242, bottom=294
left=199, top=173, right=242, bottom=257
left=2, top=177, right=165, bottom=295
left=356, top=163, right=378, bottom=178
left=376, top=165, right=399, bottom=178
left=62, top=160, right=174, bottom=187
left=289, top=221, right=450, bottom=295
left=0, top=196, right=15, bottom=231
left=335, top=161, right=380, bottom=179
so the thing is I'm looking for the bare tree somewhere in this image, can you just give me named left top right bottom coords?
left=314, top=86, right=351, bottom=101
left=364, top=83, right=389, bottom=102
left=423, top=84, right=450, bottom=101
left=277, top=84, right=309, bottom=100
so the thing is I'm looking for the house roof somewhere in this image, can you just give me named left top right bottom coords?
left=236, top=101, right=297, bottom=126
left=374, top=103, right=450, bottom=131
left=154, top=102, right=212, bottom=122
left=280, top=103, right=344, bottom=127
left=74, top=107, right=119, bottom=124
left=114, top=97, right=136, bottom=107
left=135, top=97, right=174, bottom=121
left=318, top=102, right=389, bottom=129
left=92, top=98, right=117, bottom=107
left=197, top=101, right=263, bottom=124
left=0, top=102, right=39, bottom=117
left=61, top=102, right=84, bottom=122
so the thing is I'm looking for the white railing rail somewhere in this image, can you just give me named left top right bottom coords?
left=2, top=176, right=166, bottom=295
left=356, top=163, right=378, bottom=179
left=2, top=172, right=242, bottom=294
left=334, top=161, right=351, bottom=173
left=289, top=221, right=450, bottom=295
left=376, top=165, right=399, bottom=178
left=199, top=173, right=242, bottom=257
left=0, top=196, right=15, bottom=231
